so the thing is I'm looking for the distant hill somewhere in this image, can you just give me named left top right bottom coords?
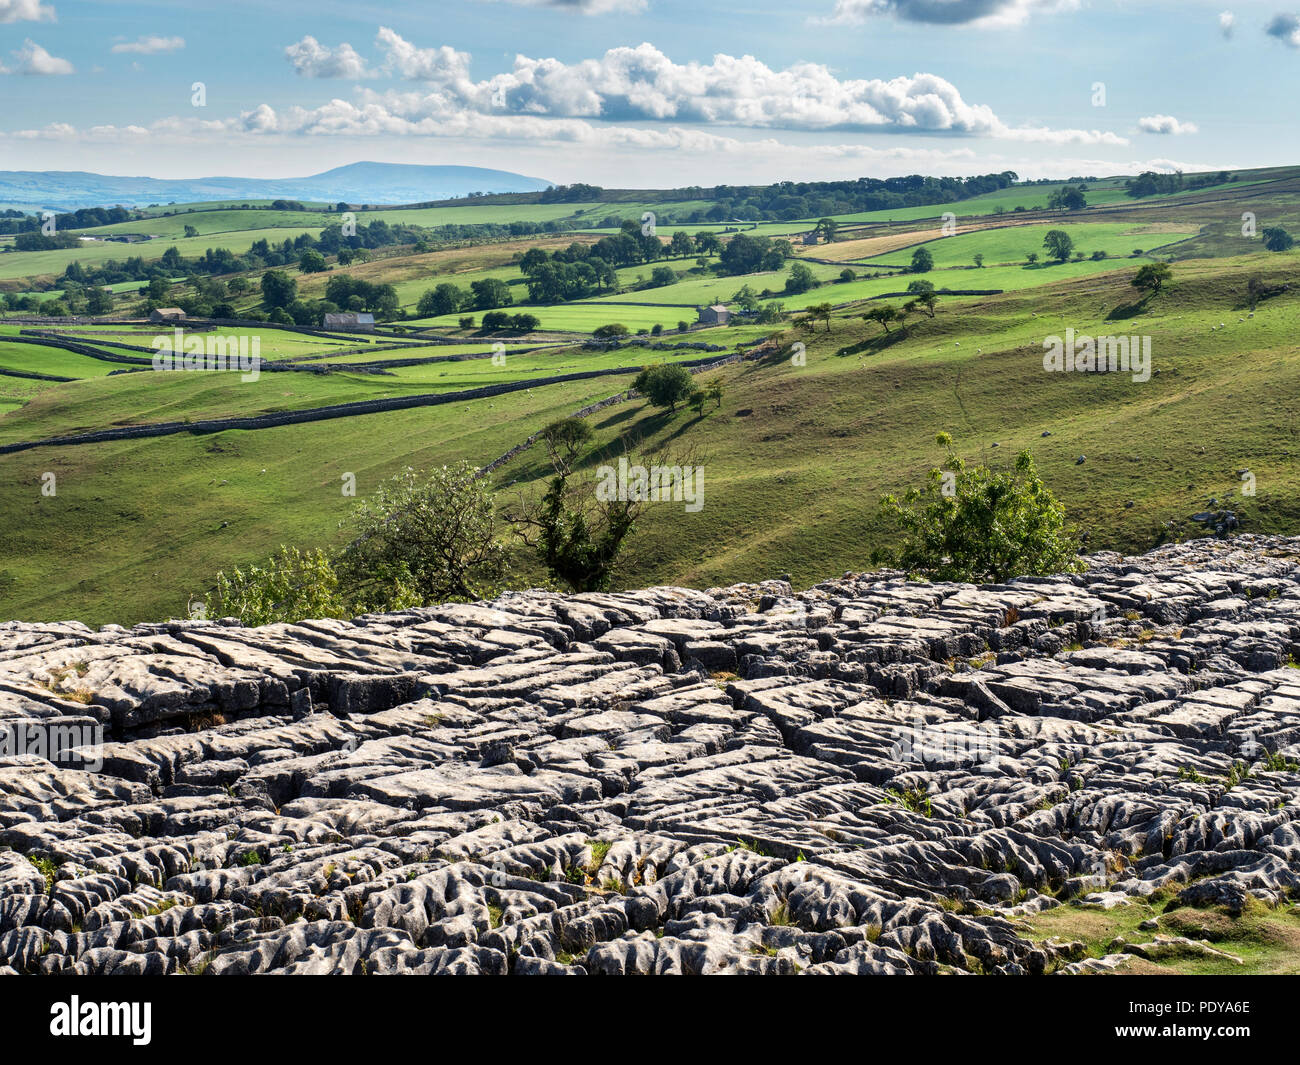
left=0, top=161, right=553, bottom=210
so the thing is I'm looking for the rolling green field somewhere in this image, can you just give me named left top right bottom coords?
left=0, top=374, right=631, bottom=622
left=3, top=166, right=1300, bottom=624
left=0, top=341, right=122, bottom=380
left=867, top=222, right=1198, bottom=268
left=0, top=226, right=326, bottom=281
left=65, top=200, right=711, bottom=241
left=0, top=335, right=720, bottom=445
left=410, top=302, right=697, bottom=333
left=2, top=245, right=1297, bottom=624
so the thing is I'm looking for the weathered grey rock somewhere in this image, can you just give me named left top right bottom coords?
left=0, top=535, right=1298, bottom=974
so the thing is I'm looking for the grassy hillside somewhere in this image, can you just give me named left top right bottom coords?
left=2, top=248, right=1296, bottom=624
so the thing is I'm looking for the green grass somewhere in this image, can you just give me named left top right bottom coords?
left=0, top=227, right=325, bottom=282
left=4, top=173, right=1300, bottom=626
left=0, top=341, right=122, bottom=379
left=0, top=371, right=650, bottom=622
left=868, top=222, right=1198, bottom=269
left=1021, top=896, right=1300, bottom=975
left=3, top=248, right=1298, bottom=624
left=15, top=324, right=367, bottom=360
left=0, top=339, right=716, bottom=444
left=0, top=376, right=50, bottom=414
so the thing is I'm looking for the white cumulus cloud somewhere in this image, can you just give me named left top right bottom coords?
left=1218, top=10, right=1235, bottom=37
left=376, top=27, right=473, bottom=82
left=331, top=32, right=1127, bottom=144
left=0, top=0, right=55, bottom=24
left=1138, top=114, right=1198, bottom=135
left=11, top=39, right=73, bottom=74
left=285, top=35, right=372, bottom=78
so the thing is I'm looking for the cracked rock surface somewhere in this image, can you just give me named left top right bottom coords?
left=1, top=535, right=1298, bottom=975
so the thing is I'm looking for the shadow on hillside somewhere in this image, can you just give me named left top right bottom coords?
left=606, top=407, right=676, bottom=449
left=592, top=404, right=640, bottom=431
left=652, top=412, right=712, bottom=450
left=1106, top=296, right=1151, bottom=321
left=835, top=329, right=911, bottom=358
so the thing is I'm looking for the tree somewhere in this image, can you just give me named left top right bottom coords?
left=519, top=247, right=550, bottom=273
left=732, top=284, right=761, bottom=312
left=808, top=302, right=833, bottom=332
left=863, top=305, right=901, bottom=334
left=1026, top=252, right=1039, bottom=265
left=336, top=463, right=507, bottom=608
left=972, top=253, right=984, bottom=268
left=260, top=270, right=297, bottom=309
left=471, top=277, right=513, bottom=310
left=1043, top=230, right=1074, bottom=263
left=874, top=433, right=1083, bottom=583
left=649, top=266, right=677, bottom=288
left=293, top=250, right=323, bottom=274
left=207, top=546, right=345, bottom=626
left=593, top=323, right=629, bottom=339
left=86, top=286, right=113, bottom=315
left=1263, top=227, right=1294, bottom=252
left=1131, top=261, right=1172, bottom=297
left=509, top=460, right=640, bottom=594
left=784, top=261, right=819, bottom=295
left=417, top=282, right=465, bottom=318
left=910, top=246, right=934, bottom=273
left=815, top=217, right=839, bottom=243
left=719, top=233, right=783, bottom=275
left=694, top=232, right=722, bottom=256
left=539, top=417, right=593, bottom=464
left=839, top=268, right=856, bottom=283
left=912, top=290, right=938, bottom=318
left=1047, top=186, right=1087, bottom=211
left=906, top=279, right=935, bottom=295
left=669, top=231, right=695, bottom=258
left=634, top=363, right=695, bottom=412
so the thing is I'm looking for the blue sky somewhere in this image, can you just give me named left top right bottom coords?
left=0, top=0, right=1295, bottom=186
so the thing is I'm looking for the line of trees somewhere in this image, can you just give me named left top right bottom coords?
left=1124, top=170, right=1233, bottom=199
left=673, top=172, right=1020, bottom=223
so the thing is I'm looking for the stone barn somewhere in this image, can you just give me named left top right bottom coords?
left=149, top=307, right=187, bottom=323
left=697, top=304, right=730, bottom=326
left=323, top=312, right=376, bottom=332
